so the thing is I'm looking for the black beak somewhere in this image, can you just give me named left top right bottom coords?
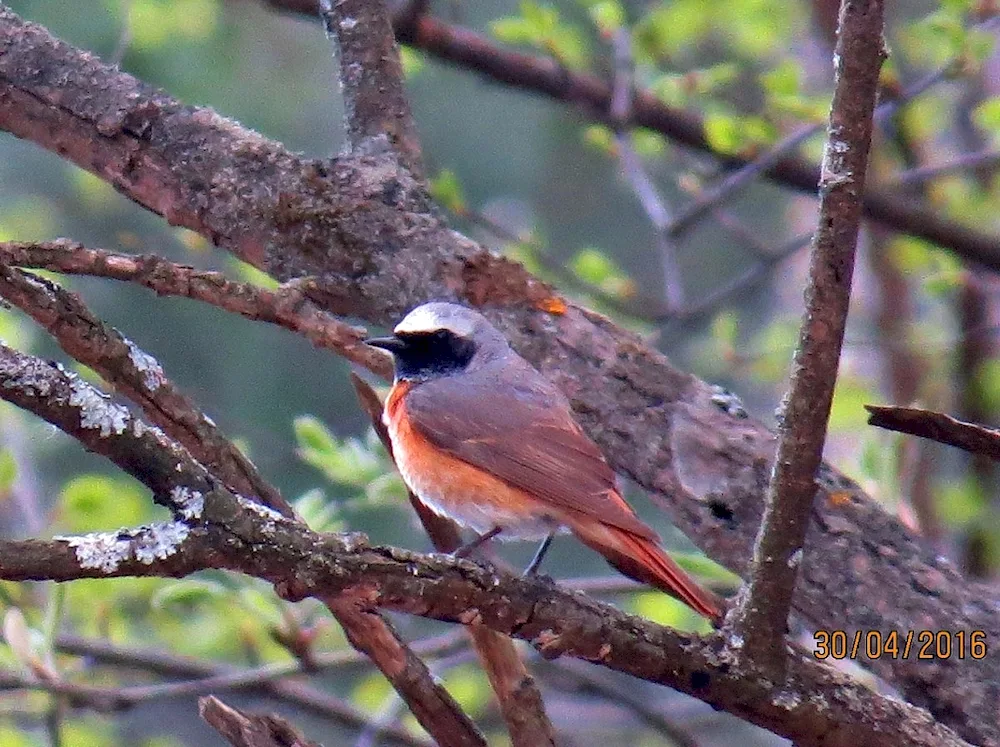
left=364, top=335, right=408, bottom=353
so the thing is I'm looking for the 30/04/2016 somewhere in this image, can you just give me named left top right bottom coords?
left=813, top=630, right=988, bottom=660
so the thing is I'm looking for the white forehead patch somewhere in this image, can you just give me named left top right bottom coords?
left=394, top=303, right=476, bottom=337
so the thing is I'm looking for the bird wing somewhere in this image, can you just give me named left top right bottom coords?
left=402, top=371, right=656, bottom=540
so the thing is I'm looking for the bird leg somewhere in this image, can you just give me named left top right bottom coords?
left=523, top=532, right=555, bottom=576
left=452, top=526, right=503, bottom=559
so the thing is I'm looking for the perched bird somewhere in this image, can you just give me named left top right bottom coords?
left=366, top=302, right=722, bottom=622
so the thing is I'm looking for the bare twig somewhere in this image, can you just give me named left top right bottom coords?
left=56, top=632, right=450, bottom=746
left=199, top=696, right=321, bottom=747
left=319, top=0, right=424, bottom=177
left=866, top=405, right=1000, bottom=461
left=728, top=0, right=886, bottom=674
left=0, top=241, right=393, bottom=380
left=607, top=27, right=684, bottom=311
left=320, top=597, right=486, bottom=747
left=890, top=149, right=1000, bottom=187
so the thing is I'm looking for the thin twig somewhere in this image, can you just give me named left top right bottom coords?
left=890, top=149, right=1000, bottom=187
left=199, top=695, right=321, bottom=747
left=727, top=0, right=886, bottom=675
left=0, top=241, right=393, bottom=380
left=607, top=27, right=684, bottom=311
left=866, top=405, right=1000, bottom=462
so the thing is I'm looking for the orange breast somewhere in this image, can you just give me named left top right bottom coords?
left=385, top=382, right=560, bottom=539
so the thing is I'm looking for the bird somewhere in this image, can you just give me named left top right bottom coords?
left=365, top=301, right=723, bottom=622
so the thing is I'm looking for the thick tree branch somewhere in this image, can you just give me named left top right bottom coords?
left=0, top=527, right=970, bottom=747
left=1, top=7, right=998, bottom=740
left=730, top=0, right=886, bottom=671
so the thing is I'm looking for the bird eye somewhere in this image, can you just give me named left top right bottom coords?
left=434, top=329, right=449, bottom=340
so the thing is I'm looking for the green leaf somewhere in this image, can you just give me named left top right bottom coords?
left=631, top=129, right=666, bottom=158
left=582, top=125, right=615, bottom=154
left=710, top=310, right=739, bottom=350
left=294, top=488, right=344, bottom=532
left=294, top=415, right=382, bottom=487
left=151, top=579, right=228, bottom=613
left=226, top=257, right=279, bottom=289
left=630, top=591, right=709, bottom=633
left=974, top=360, right=1000, bottom=415
left=972, top=97, right=1000, bottom=137
left=828, top=377, right=879, bottom=432
left=429, top=169, right=467, bottom=214
left=704, top=113, right=743, bottom=155
left=935, top=476, right=985, bottom=528
left=58, top=474, right=152, bottom=533
left=442, top=664, right=492, bottom=717
left=491, top=17, right=539, bottom=45
left=352, top=671, right=394, bottom=709
left=569, top=247, right=635, bottom=298
left=0, top=450, right=16, bottom=494
left=588, top=0, right=625, bottom=34
left=399, top=46, right=425, bottom=78
left=761, top=59, right=800, bottom=97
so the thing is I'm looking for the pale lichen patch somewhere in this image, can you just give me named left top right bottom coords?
left=132, top=522, right=190, bottom=563
left=237, top=495, right=285, bottom=524
left=170, top=486, right=204, bottom=520
left=126, top=340, right=165, bottom=391
left=57, top=521, right=191, bottom=572
left=67, top=376, right=130, bottom=436
left=57, top=532, right=132, bottom=573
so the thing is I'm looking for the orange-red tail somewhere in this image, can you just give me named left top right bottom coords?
left=573, top=522, right=723, bottom=623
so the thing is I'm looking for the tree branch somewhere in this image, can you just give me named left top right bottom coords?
left=318, top=0, right=424, bottom=177
left=1, top=7, right=998, bottom=740
left=0, top=343, right=484, bottom=747
left=867, top=405, right=1000, bottom=461
left=729, top=0, right=886, bottom=672
left=0, top=262, right=294, bottom=517
left=0, top=240, right=393, bottom=380
left=199, top=696, right=321, bottom=747
left=0, top=526, right=970, bottom=747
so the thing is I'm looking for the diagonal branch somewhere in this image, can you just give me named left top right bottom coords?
left=728, top=0, right=886, bottom=673
left=867, top=405, right=1000, bottom=461
left=199, top=696, right=320, bottom=747
left=0, top=240, right=392, bottom=380
left=0, top=262, right=294, bottom=517
left=0, top=343, right=484, bottom=747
